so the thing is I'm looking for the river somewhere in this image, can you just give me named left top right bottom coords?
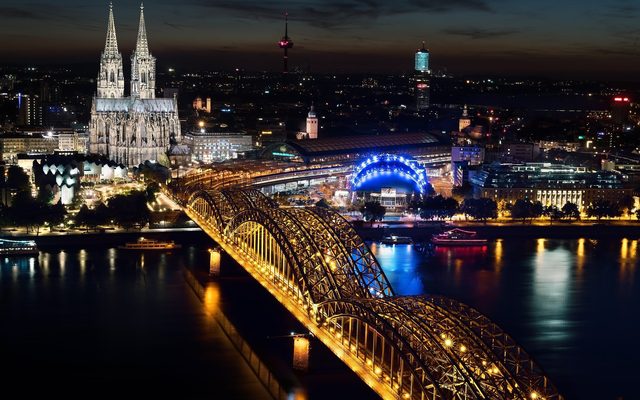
left=371, top=238, right=640, bottom=400
left=1, top=237, right=637, bottom=399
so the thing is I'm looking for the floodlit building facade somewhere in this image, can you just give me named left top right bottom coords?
left=470, top=163, right=632, bottom=210
left=89, top=4, right=180, bottom=167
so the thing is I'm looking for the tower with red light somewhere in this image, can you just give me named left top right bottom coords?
left=278, top=13, right=294, bottom=74
left=611, top=95, right=631, bottom=125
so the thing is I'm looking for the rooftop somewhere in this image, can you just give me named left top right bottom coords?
left=286, top=132, right=443, bottom=156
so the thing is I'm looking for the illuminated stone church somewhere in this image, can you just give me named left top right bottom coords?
left=89, top=4, right=180, bottom=167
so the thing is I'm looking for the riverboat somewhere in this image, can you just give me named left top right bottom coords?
left=431, top=229, right=487, bottom=246
left=0, top=239, right=39, bottom=255
left=119, top=237, right=181, bottom=250
left=381, top=235, right=413, bottom=245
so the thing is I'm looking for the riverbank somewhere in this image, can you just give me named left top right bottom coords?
left=356, top=223, right=640, bottom=241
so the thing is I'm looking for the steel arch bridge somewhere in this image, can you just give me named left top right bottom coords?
left=184, top=188, right=562, bottom=400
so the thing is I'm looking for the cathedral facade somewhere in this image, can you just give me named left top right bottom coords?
left=89, top=4, right=180, bottom=167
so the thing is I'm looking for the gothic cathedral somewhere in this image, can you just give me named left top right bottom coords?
left=89, top=4, right=180, bottom=167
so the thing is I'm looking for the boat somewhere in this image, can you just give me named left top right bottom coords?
left=381, top=235, right=413, bottom=245
left=0, top=239, right=39, bottom=256
left=431, top=229, right=487, bottom=246
left=119, top=237, right=182, bottom=250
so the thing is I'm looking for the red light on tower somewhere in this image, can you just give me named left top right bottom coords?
left=278, top=12, right=294, bottom=74
left=613, top=96, right=630, bottom=103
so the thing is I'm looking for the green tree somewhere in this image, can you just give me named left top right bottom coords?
left=360, top=201, right=386, bottom=222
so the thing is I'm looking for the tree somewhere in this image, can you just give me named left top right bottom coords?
left=108, top=191, right=150, bottom=229
left=48, top=200, right=66, bottom=229
left=452, top=182, right=473, bottom=200
left=509, top=199, right=532, bottom=222
left=618, top=195, right=635, bottom=218
left=562, top=202, right=580, bottom=221
left=6, top=165, right=30, bottom=191
left=37, top=184, right=55, bottom=204
left=460, top=198, right=497, bottom=224
left=586, top=200, right=621, bottom=220
left=145, top=182, right=160, bottom=203
left=360, top=201, right=386, bottom=222
left=74, top=205, right=93, bottom=231
left=544, top=205, right=564, bottom=225
left=419, top=195, right=459, bottom=220
left=441, top=197, right=459, bottom=220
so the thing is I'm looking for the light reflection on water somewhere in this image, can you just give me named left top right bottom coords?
left=370, top=238, right=640, bottom=400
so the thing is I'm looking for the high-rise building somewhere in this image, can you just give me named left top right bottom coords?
left=89, top=4, right=180, bottom=167
left=18, top=93, right=43, bottom=126
left=306, top=105, right=318, bottom=139
left=414, top=42, right=430, bottom=110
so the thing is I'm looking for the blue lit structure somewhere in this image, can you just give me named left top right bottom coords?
left=415, top=42, right=429, bottom=73
left=351, top=154, right=429, bottom=194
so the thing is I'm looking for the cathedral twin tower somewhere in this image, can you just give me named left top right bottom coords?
left=89, top=3, right=180, bottom=167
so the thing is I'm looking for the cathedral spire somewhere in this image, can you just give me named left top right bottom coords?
left=97, top=2, right=124, bottom=98
left=135, top=3, right=150, bottom=56
left=131, top=2, right=156, bottom=99
left=103, top=2, right=119, bottom=57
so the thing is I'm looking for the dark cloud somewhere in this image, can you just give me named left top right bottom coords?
left=0, top=6, right=48, bottom=20
left=194, top=0, right=493, bottom=29
left=602, top=1, right=638, bottom=19
left=442, top=28, right=518, bottom=40
left=164, top=21, right=190, bottom=30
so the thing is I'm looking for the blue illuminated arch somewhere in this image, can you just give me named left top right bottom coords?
left=351, top=154, right=429, bottom=194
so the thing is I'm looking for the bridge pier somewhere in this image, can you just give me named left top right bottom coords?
left=209, top=247, right=222, bottom=277
left=292, top=336, right=310, bottom=372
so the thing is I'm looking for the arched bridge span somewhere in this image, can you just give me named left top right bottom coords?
left=185, top=189, right=562, bottom=400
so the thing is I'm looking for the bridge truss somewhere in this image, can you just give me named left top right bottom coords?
left=185, top=188, right=562, bottom=400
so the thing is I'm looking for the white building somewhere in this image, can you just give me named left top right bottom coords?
left=183, top=131, right=253, bottom=163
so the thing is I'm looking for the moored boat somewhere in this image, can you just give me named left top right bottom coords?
left=0, top=239, right=39, bottom=255
left=431, top=229, right=487, bottom=246
left=119, top=237, right=181, bottom=250
left=381, top=235, right=413, bottom=245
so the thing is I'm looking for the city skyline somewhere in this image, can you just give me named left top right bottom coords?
left=1, top=0, right=639, bottom=80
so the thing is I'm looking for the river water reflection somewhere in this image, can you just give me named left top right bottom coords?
left=371, top=238, right=639, bottom=400
left=0, top=246, right=272, bottom=399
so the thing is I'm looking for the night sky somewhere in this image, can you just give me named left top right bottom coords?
left=1, top=0, right=639, bottom=79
